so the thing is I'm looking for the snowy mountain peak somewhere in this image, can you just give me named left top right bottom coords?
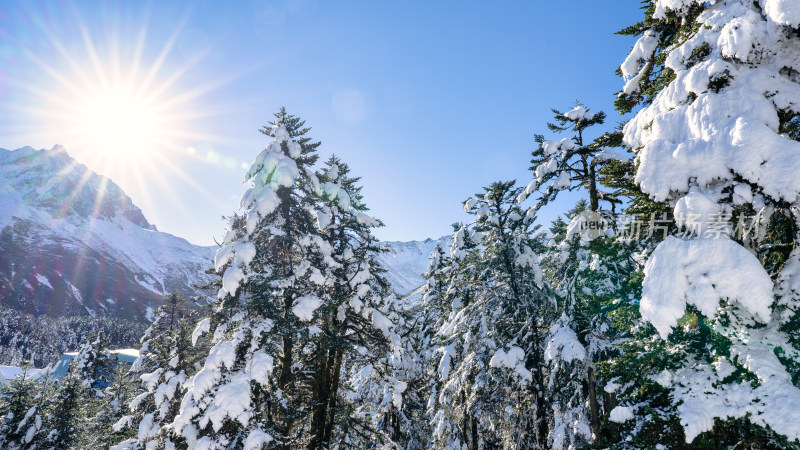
left=0, top=146, right=213, bottom=322
left=0, top=146, right=151, bottom=230
left=377, top=236, right=450, bottom=295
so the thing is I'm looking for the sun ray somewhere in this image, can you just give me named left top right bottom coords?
left=136, top=12, right=190, bottom=99
left=128, top=21, right=149, bottom=89
left=77, top=20, right=111, bottom=94
left=89, top=173, right=110, bottom=220
left=55, top=163, right=96, bottom=219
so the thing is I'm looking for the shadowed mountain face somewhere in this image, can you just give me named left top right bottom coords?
left=0, top=146, right=216, bottom=322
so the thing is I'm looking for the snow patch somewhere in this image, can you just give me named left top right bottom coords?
left=641, top=236, right=773, bottom=339
left=609, top=406, right=634, bottom=423
left=292, top=295, right=322, bottom=321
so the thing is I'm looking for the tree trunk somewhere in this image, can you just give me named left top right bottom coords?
left=322, top=349, right=344, bottom=445
left=279, top=293, right=295, bottom=450
left=587, top=366, right=601, bottom=439
left=471, top=416, right=479, bottom=450
left=588, top=164, right=599, bottom=212
left=308, top=342, right=331, bottom=449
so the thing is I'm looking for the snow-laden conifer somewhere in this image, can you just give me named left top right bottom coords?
left=304, top=156, right=404, bottom=448
left=0, top=366, right=50, bottom=448
left=111, top=291, right=203, bottom=449
left=168, top=110, right=401, bottom=449
left=615, top=0, right=800, bottom=444
left=518, top=103, right=637, bottom=447
left=41, top=332, right=116, bottom=448
left=390, top=243, right=449, bottom=448
left=425, top=180, right=551, bottom=449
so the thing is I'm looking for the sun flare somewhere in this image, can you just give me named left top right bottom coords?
left=0, top=5, right=246, bottom=236
left=77, top=88, right=163, bottom=162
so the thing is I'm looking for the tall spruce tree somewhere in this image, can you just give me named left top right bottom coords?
left=517, top=104, right=637, bottom=448
left=43, top=332, right=116, bottom=448
left=304, top=156, right=402, bottom=448
left=169, top=110, right=401, bottom=449
left=89, top=362, right=139, bottom=449
left=425, top=180, right=552, bottom=449
left=0, top=366, right=50, bottom=448
left=392, top=242, right=450, bottom=448
left=111, top=291, right=204, bottom=449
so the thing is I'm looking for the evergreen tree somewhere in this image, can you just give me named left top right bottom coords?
left=0, top=366, right=49, bottom=448
left=606, top=0, right=800, bottom=446
left=169, top=110, right=401, bottom=449
left=43, top=332, right=116, bottom=448
left=391, top=242, right=450, bottom=448
left=89, top=362, right=139, bottom=449
left=517, top=103, right=639, bottom=447
left=425, top=180, right=552, bottom=449
left=45, top=372, right=83, bottom=448
left=111, top=291, right=203, bottom=449
left=303, top=155, right=402, bottom=448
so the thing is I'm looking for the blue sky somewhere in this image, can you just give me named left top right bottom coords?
left=0, top=0, right=642, bottom=245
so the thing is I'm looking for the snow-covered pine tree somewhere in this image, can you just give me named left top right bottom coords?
left=0, top=366, right=50, bottom=448
left=426, top=180, right=550, bottom=449
left=538, top=202, right=597, bottom=449
left=170, top=110, right=401, bottom=449
left=111, top=291, right=203, bottom=449
left=44, top=369, right=83, bottom=448
left=89, top=361, right=139, bottom=448
left=612, top=0, right=800, bottom=445
left=517, top=104, right=635, bottom=448
left=308, top=156, right=405, bottom=448
left=169, top=109, right=324, bottom=449
left=74, top=332, right=117, bottom=398
left=43, top=332, right=116, bottom=448
left=391, top=242, right=450, bottom=448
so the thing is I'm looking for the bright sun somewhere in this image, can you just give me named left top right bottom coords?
left=77, top=88, right=163, bottom=161
left=7, top=5, right=248, bottom=234
left=12, top=16, right=207, bottom=176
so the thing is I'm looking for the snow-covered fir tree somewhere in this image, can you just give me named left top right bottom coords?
left=89, top=361, right=139, bottom=448
left=516, top=104, right=636, bottom=448
left=390, top=242, right=450, bottom=448
left=112, top=291, right=204, bottom=449
left=42, top=332, right=117, bottom=448
left=425, top=180, right=551, bottom=449
left=609, top=0, right=800, bottom=446
left=0, top=366, right=50, bottom=448
left=303, top=155, right=404, bottom=448
left=44, top=370, right=84, bottom=448
left=168, top=109, right=401, bottom=449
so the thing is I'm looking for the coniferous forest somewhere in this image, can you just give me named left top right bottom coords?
left=3, top=1, right=800, bottom=448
